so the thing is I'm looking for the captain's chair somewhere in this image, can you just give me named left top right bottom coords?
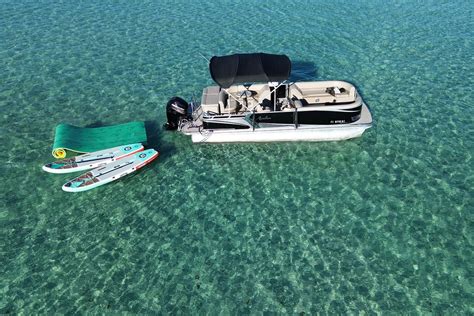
left=218, top=89, right=228, bottom=112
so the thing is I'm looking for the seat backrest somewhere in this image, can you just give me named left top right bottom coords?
left=218, top=90, right=228, bottom=108
left=256, top=84, right=269, bottom=103
left=293, top=99, right=303, bottom=108
left=349, top=87, right=356, bottom=98
left=290, top=84, right=304, bottom=99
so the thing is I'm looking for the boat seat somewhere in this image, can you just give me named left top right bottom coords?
left=301, top=89, right=330, bottom=96
left=313, top=95, right=337, bottom=104
left=226, top=96, right=241, bottom=114
left=201, top=86, right=220, bottom=105
left=290, top=85, right=304, bottom=99
left=256, top=84, right=269, bottom=97
left=293, top=99, right=303, bottom=108
left=260, top=98, right=273, bottom=111
left=218, top=90, right=228, bottom=109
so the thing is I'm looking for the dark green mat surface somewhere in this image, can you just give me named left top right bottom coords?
left=52, top=121, right=147, bottom=158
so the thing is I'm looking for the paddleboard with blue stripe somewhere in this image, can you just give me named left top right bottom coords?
left=62, top=149, right=158, bottom=192
left=42, top=143, right=144, bottom=174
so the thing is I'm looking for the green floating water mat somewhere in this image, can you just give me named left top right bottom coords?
left=51, top=121, right=147, bottom=158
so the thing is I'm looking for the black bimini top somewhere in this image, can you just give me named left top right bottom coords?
left=209, top=53, right=291, bottom=88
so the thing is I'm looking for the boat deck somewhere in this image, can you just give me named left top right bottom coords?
left=200, top=81, right=359, bottom=115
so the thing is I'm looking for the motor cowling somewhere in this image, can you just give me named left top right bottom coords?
left=164, top=96, right=188, bottom=130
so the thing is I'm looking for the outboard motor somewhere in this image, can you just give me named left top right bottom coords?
left=164, top=96, right=188, bottom=130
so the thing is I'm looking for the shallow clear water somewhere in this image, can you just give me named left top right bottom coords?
left=1, top=1, right=473, bottom=313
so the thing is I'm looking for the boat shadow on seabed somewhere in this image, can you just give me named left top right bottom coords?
left=290, top=60, right=318, bottom=82
left=144, top=120, right=176, bottom=162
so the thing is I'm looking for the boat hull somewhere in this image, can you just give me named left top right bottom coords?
left=174, top=79, right=374, bottom=144
left=189, top=124, right=371, bottom=143
left=184, top=102, right=372, bottom=143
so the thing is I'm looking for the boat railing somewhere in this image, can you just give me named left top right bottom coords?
left=202, top=111, right=249, bottom=120
left=191, top=103, right=203, bottom=121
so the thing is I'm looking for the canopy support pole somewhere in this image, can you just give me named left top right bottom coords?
left=249, top=80, right=290, bottom=112
left=294, top=108, right=298, bottom=129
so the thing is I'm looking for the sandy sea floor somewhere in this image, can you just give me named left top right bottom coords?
left=1, top=1, right=473, bottom=313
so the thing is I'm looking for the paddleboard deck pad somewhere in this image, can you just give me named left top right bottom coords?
left=62, top=149, right=158, bottom=192
left=42, top=144, right=144, bottom=174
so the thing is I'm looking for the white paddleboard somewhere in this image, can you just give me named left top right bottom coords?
left=62, top=149, right=158, bottom=192
left=42, top=143, right=144, bottom=174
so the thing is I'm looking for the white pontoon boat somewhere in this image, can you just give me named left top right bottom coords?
left=165, top=53, right=372, bottom=143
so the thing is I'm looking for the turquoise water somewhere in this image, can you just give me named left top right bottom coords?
left=1, top=0, right=473, bottom=313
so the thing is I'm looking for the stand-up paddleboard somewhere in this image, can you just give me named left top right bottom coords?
left=42, top=144, right=144, bottom=174
left=62, top=149, right=158, bottom=192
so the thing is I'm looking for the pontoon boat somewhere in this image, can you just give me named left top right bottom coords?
left=165, top=53, right=372, bottom=143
